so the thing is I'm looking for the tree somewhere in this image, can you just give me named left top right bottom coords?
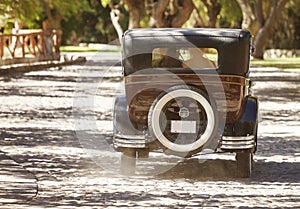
left=186, top=0, right=241, bottom=28
left=236, top=0, right=290, bottom=59
left=218, top=0, right=242, bottom=28
left=0, top=0, right=42, bottom=28
left=147, top=0, right=195, bottom=27
left=39, top=0, right=86, bottom=29
left=125, top=0, right=145, bottom=29
left=108, top=0, right=195, bottom=40
left=199, top=0, right=222, bottom=27
left=108, top=0, right=126, bottom=41
left=2, top=0, right=298, bottom=48
left=60, top=0, right=117, bottom=44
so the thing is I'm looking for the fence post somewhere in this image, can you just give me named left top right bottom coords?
left=0, top=35, right=3, bottom=59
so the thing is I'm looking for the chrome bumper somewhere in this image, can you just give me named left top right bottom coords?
left=220, top=135, right=255, bottom=150
left=113, top=134, right=146, bottom=149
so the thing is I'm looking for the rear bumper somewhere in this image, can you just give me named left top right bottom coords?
left=113, top=134, right=146, bottom=149
left=220, top=135, right=255, bottom=150
left=114, top=134, right=256, bottom=151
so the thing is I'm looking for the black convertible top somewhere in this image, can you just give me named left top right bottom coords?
left=122, top=28, right=252, bottom=76
left=124, top=28, right=249, bottom=39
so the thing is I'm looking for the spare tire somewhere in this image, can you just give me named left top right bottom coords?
left=148, top=85, right=218, bottom=155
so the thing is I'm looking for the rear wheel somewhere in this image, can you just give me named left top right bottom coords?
left=236, top=152, right=252, bottom=178
left=120, top=149, right=136, bottom=175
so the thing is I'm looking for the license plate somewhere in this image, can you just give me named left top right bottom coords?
left=171, top=120, right=196, bottom=133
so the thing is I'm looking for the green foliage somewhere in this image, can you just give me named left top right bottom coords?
left=60, top=45, right=98, bottom=52
left=0, top=0, right=299, bottom=48
left=218, top=0, right=242, bottom=28
left=0, top=0, right=42, bottom=28
left=61, top=0, right=118, bottom=44
left=251, top=57, right=300, bottom=70
left=101, top=0, right=110, bottom=7
left=185, top=0, right=242, bottom=28
left=285, top=0, right=300, bottom=49
left=60, top=45, right=120, bottom=52
left=40, top=0, right=87, bottom=19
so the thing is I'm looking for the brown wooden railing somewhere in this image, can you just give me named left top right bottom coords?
left=0, top=29, right=62, bottom=65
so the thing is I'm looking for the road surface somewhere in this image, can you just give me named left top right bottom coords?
left=0, top=52, right=299, bottom=208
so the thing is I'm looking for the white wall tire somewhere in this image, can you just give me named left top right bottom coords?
left=148, top=85, right=218, bottom=154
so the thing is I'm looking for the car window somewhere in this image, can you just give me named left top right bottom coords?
left=152, top=47, right=218, bottom=69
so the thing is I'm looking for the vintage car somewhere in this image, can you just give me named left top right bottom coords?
left=113, top=28, right=258, bottom=177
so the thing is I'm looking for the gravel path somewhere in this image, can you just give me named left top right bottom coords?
left=0, top=52, right=299, bottom=208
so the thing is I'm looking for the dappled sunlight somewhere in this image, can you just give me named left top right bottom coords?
left=0, top=57, right=299, bottom=207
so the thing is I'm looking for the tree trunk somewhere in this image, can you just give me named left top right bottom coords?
left=170, top=0, right=195, bottom=27
left=147, top=0, right=194, bottom=28
left=254, top=0, right=264, bottom=26
left=192, top=8, right=205, bottom=27
left=109, top=0, right=124, bottom=42
left=125, top=0, right=145, bottom=29
left=42, top=4, right=62, bottom=29
left=148, top=0, right=170, bottom=27
left=236, top=0, right=260, bottom=35
left=236, top=0, right=289, bottom=59
left=253, top=0, right=289, bottom=59
left=201, top=0, right=222, bottom=28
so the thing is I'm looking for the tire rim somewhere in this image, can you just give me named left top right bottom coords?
left=150, top=89, right=215, bottom=153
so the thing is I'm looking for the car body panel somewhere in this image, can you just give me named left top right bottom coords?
left=113, top=28, right=258, bottom=157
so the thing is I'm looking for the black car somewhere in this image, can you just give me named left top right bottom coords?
left=113, top=28, right=258, bottom=177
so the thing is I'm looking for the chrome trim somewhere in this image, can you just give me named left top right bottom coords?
left=245, top=78, right=250, bottom=86
left=245, top=78, right=250, bottom=96
left=221, top=135, right=255, bottom=150
left=113, top=134, right=146, bottom=148
left=114, top=134, right=145, bottom=140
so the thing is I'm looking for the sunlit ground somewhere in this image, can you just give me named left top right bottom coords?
left=251, top=57, right=300, bottom=71
left=0, top=52, right=299, bottom=208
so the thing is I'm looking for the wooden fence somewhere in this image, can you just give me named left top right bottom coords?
left=0, top=29, right=62, bottom=66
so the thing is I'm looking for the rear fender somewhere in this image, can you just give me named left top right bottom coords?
left=240, top=96, right=258, bottom=123
left=113, top=96, right=143, bottom=136
left=238, top=96, right=258, bottom=152
left=221, top=96, right=258, bottom=152
left=232, top=96, right=258, bottom=136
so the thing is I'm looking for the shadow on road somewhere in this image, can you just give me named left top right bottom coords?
left=155, top=158, right=300, bottom=183
left=2, top=126, right=299, bottom=183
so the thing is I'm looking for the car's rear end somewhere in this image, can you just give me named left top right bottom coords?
left=113, top=28, right=258, bottom=177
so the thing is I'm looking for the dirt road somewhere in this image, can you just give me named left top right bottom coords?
left=0, top=52, right=299, bottom=208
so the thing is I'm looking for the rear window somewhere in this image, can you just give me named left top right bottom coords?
left=152, top=47, right=218, bottom=69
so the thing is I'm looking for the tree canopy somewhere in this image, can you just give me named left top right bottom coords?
left=0, top=0, right=299, bottom=58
